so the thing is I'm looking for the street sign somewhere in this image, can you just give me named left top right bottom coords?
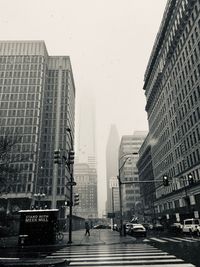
left=66, top=181, right=76, bottom=186
left=107, top=212, right=115, bottom=218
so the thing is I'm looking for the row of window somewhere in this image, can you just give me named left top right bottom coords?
left=0, top=63, right=43, bottom=71
left=0, top=85, right=41, bottom=93
left=0, top=70, right=41, bottom=78
left=0, top=78, right=41, bottom=85
left=0, top=56, right=44, bottom=64
left=0, top=93, right=40, bottom=101
left=0, top=101, right=39, bottom=109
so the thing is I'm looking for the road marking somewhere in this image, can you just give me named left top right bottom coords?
left=149, top=237, right=167, bottom=243
left=173, top=237, right=196, bottom=242
left=0, top=258, right=20, bottom=260
left=47, top=243, right=195, bottom=266
left=69, top=258, right=184, bottom=265
left=51, top=251, right=168, bottom=256
left=69, top=265, right=195, bottom=267
left=162, top=237, right=181, bottom=242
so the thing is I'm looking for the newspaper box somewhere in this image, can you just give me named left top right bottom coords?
left=18, top=209, right=59, bottom=245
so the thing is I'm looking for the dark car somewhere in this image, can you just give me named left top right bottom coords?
left=168, top=222, right=183, bottom=234
left=93, top=224, right=109, bottom=229
left=0, top=226, right=11, bottom=237
left=153, top=223, right=164, bottom=231
left=142, top=223, right=153, bottom=230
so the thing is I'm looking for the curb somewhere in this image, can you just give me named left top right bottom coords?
left=0, top=258, right=69, bottom=266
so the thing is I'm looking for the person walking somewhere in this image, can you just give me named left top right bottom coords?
left=85, top=221, right=90, bottom=236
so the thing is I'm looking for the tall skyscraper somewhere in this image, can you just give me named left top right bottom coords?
left=74, top=92, right=98, bottom=218
left=106, top=125, right=120, bottom=214
left=77, top=93, right=96, bottom=168
left=0, top=41, right=75, bottom=215
left=143, top=0, right=200, bottom=222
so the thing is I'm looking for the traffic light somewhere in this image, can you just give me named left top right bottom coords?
left=163, top=175, right=169, bottom=186
left=54, top=150, right=61, bottom=164
left=65, top=200, right=71, bottom=206
left=188, top=174, right=194, bottom=185
left=68, top=150, right=75, bottom=165
left=73, top=193, right=79, bottom=206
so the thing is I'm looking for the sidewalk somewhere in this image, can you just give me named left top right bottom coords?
left=69, top=228, right=136, bottom=246
left=0, top=229, right=136, bottom=266
left=0, top=229, right=135, bottom=248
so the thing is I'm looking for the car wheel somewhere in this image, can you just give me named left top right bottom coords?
left=197, top=230, right=200, bottom=237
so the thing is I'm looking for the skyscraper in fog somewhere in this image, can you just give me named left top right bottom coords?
left=74, top=92, right=98, bottom=218
left=77, top=93, right=96, bottom=168
left=106, top=124, right=120, bottom=214
left=0, top=41, right=75, bottom=215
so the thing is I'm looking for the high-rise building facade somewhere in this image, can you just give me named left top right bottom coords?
left=0, top=41, right=75, bottom=214
left=143, top=0, right=200, bottom=222
left=137, top=134, right=156, bottom=223
left=106, top=125, right=120, bottom=214
left=73, top=163, right=98, bottom=219
left=119, top=131, right=147, bottom=221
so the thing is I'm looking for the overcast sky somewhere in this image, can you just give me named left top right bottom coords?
left=0, top=0, right=167, bottom=215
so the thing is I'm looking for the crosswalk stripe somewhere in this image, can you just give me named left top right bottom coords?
left=51, top=252, right=167, bottom=256
left=162, top=237, right=181, bottom=242
left=69, top=265, right=195, bottom=267
left=48, top=254, right=174, bottom=260
left=173, top=237, right=196, bottom=242
left=46, top=243, right=195, bottom=266
left=0, top=258, right=20, bottom=260
left=149, top=237, right=167, bottom=243
left=69, top=258, right=184, bottom=265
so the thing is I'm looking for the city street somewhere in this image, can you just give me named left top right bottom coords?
left=133, top=230, right=200, bottom=267
left=1, top=229, right=197, bottom=267
left=44, top=229, right=198, bottom=267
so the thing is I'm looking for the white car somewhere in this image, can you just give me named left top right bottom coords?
left=182, top=218, right=200, bottom=234
left=128, top=224, right=147, bottom=237
left=125, top=223, right=134, bottom=233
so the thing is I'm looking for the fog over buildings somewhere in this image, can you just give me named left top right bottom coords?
left=0, top=0, right=167, bottom=215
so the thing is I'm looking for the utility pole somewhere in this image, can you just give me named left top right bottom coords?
left=118, top=152, right=138, bottom=236
left=66, top=128, right=75, bottom=244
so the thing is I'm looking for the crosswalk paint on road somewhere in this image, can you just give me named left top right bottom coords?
left=46, top=243, right=196, bottom=266
left=143, top=236, right=200, bottom=243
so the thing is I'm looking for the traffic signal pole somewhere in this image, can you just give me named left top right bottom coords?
left=66, top=128, right=75, bottom=244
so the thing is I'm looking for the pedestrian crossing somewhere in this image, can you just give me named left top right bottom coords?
left=143, top=236, right=200, bottom=243
left=46, top=243, right=195, bottom=266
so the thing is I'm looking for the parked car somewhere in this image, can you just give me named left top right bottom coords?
left=153, top=223, right=164, bottom=231
left=182, top=218, right=200, bottom=234
left=196, top=225, right=200, bottom=237
left=128, top=224, right=147, bottom=237
left=93, top=224, right=109, bottom=229
left=0, top=226, right=11, bottom=237
left=168, top=222, right=183, bottom=233
left=142, top=223, right=153, bottom=230
left=113, top=224, right=119, bottom=231
left=125, top=223, right=134, bottom=233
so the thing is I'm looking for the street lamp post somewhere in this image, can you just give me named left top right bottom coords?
left=66, top=127, right=75, bottom=244
left=118, top=152, right=138, bottom=236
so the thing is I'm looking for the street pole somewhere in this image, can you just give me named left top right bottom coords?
left=118, top=176, right=123, bottom=236
left=111, top=187, right=115, bottom=230
left=66, top=128, right=74, bottom=244
left=118, top=152, right=138, bottom=236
